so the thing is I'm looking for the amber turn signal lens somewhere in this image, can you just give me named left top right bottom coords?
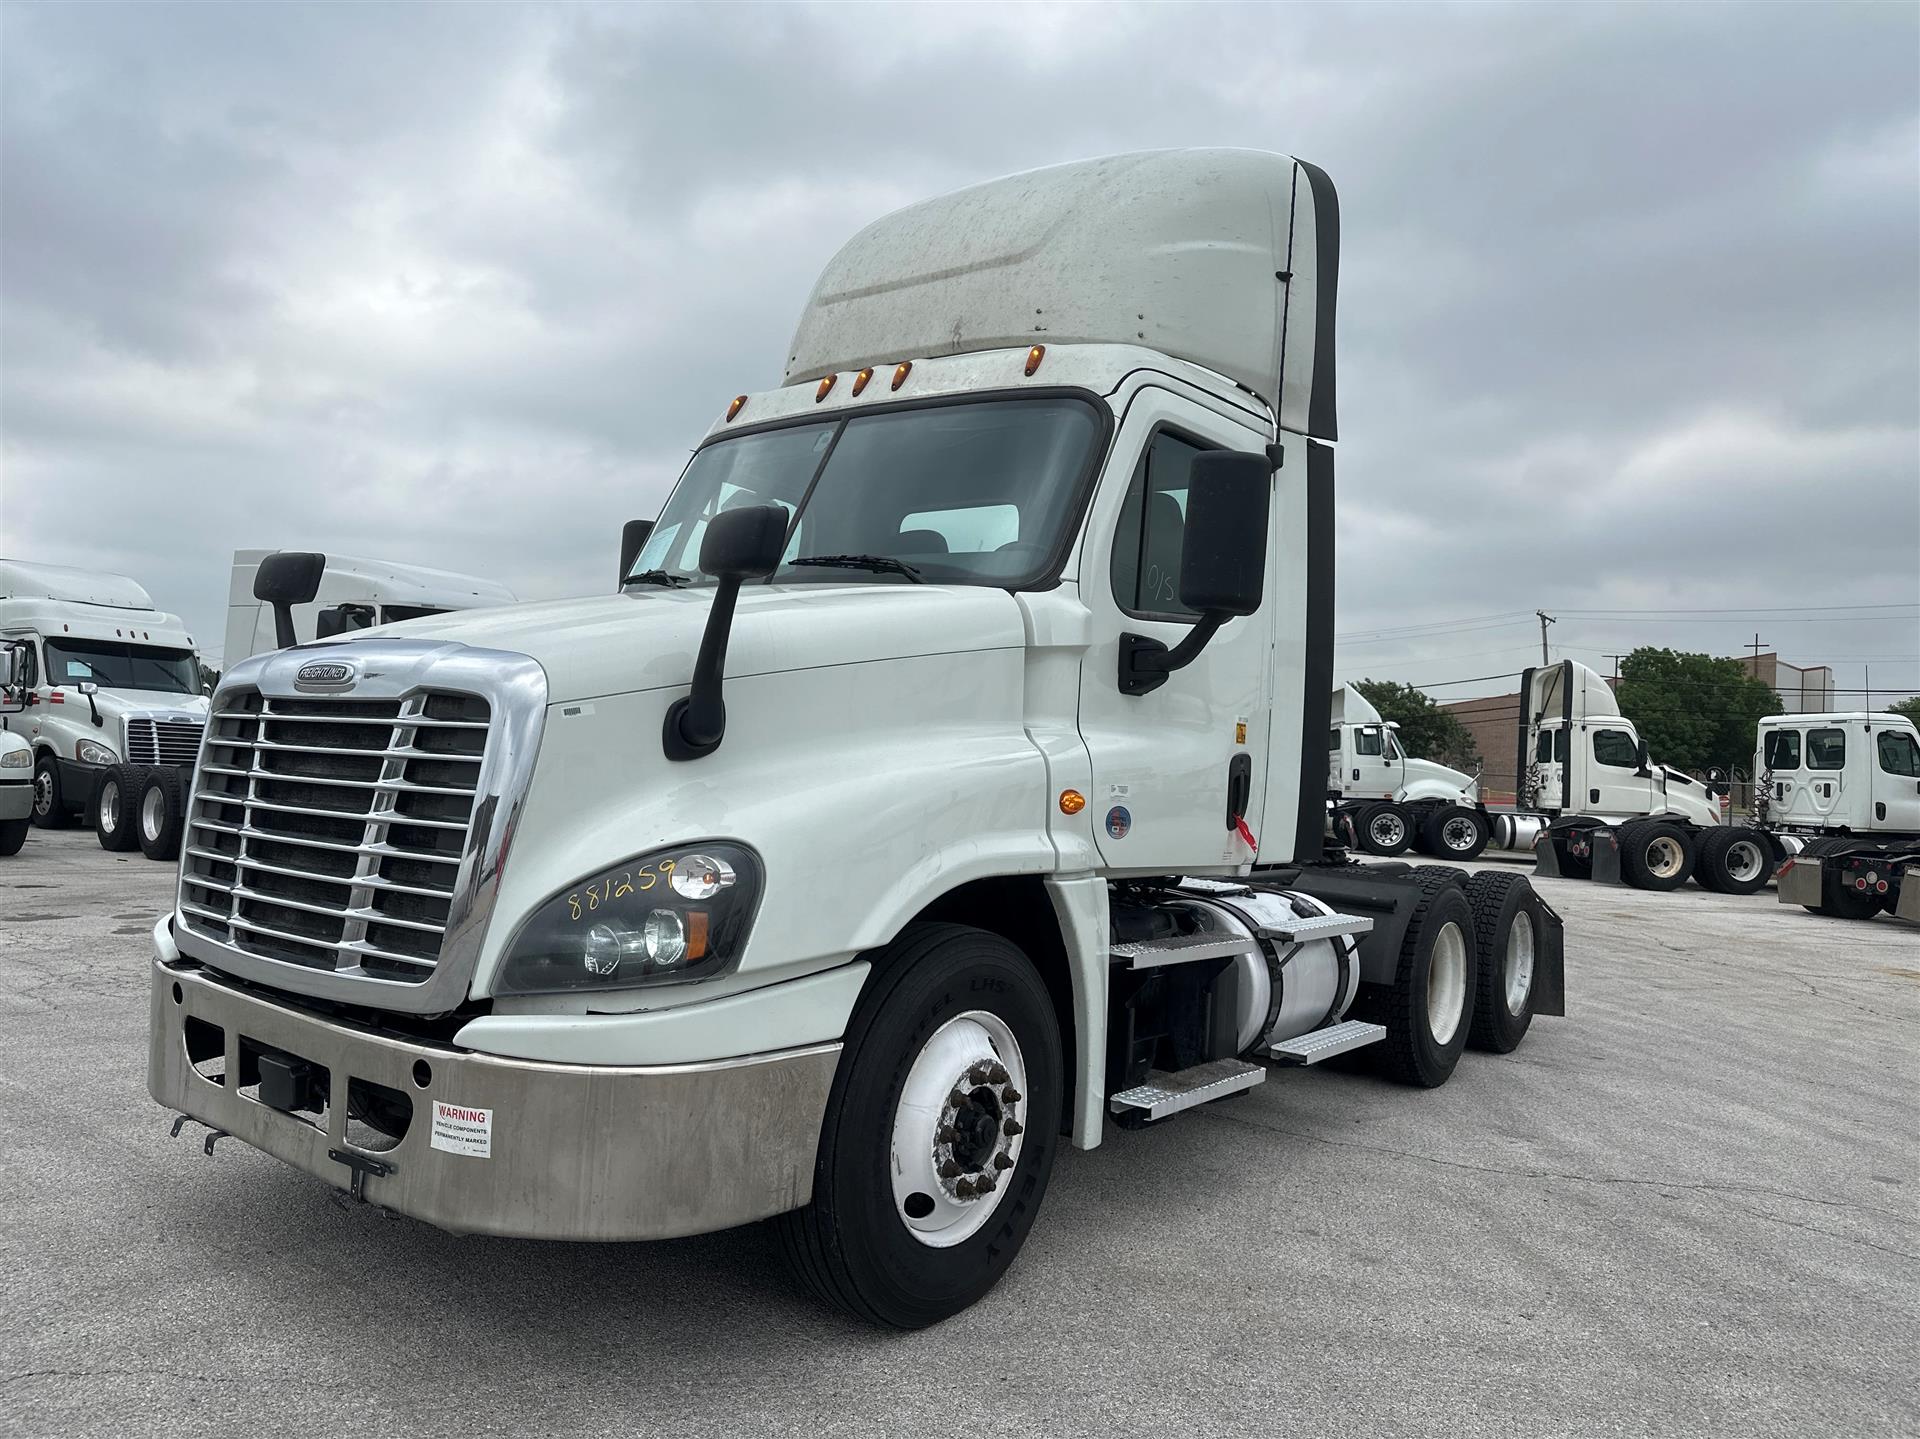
left=892, top=361, right=912, bottom=391
left=1058, top=789, right=1086, bottom=815
left=1025, top=344, right=1045, bottom=376
left=686, top=909, right=710, bottom=960
left=726, top=395, right=747, bottom=422
left=816, top=375, right=836, bottom=402
left=852, top=367, right=874, bottom=396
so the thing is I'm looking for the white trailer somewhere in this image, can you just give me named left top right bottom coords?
left=1762, top=713, right=1920, bottom=922
left=147, top=149, right=1566, bottom=1327
left=1327, top=682, right=1489, bottom=858
left=224, top=550, right=516, bottom=666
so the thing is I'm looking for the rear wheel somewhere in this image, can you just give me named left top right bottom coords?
left=1350, top=869, right=1475, bottom=1087
left=30, top=754, right=72, bottom=828
left=1463, top=872, right=1546, bottom=1052
left=1357, top=801, right=1415, bottom=857
left=1619, top=820, right=1694, bottom=892
left=1696, top=827, right=1772, bottom=896
left=94, top=765, right=144, bottom=852
left=137, top=768, right=186, bottom=861
left=776, top=922, right=1063, bottom=1328
left=1822, top=865, right=1883, bottom=922
left=1422, top=804, right=1490, bottom=861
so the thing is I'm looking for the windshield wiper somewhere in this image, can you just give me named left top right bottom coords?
left=627, top=569, right=692, bottom=588
left=787, top=554, right=923, bottom=583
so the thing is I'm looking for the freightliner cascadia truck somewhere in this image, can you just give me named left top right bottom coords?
left=148, top=149, right=1565, bottom=1327
left=1764, top=711, right=1920, bottom=921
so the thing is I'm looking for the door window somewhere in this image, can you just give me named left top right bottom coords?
left=1354, top=725, right=1384, bottom=756
left=1111, top=430, right=1208, bottom=621
left=1592, top=729, right=1639, bottom=768
left=1807, top=729, right=1846, bottom=770
left=1876, top=730, right=1920, bottom=778
left=1328, top=727, right=1341, bottom=752
left=1763, top=730, right=1801, bottom=770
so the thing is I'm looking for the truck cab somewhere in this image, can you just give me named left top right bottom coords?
left=1765, top=713, right=1920, bottom=922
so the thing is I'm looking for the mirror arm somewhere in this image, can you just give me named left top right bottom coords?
left=1118, top=612, right=1226, bottom=697
left=272, top=603, right=298, bottom=651
left=662, top=576, right=745, bottom=761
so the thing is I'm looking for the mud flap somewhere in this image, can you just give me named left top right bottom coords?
left=1775, top=856, right=1823, bottom=909
left=1534, top=824, right=1622, bottom=884
left=1531, top=897, right=1567, bottom=1017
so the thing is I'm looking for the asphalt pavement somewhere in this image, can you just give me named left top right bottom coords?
left=3, top=827, right=1914, bottom=1438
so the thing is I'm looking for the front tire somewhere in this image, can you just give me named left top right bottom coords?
left=1357, top=801, right=1415, bottom=857
left=1351, top=869, right=1476, bottom=1087
left=136, top=768, right=186, bottom=860
left=1619, top=819, right=1694, bottom=892
left=1696, top=827, right=1772, bottom=896
left=0, top=817, right=27, bottom=856
left=1422, top=804, right=1490, bottom=861
left=1464, top=872, right=1547, bottom=1053
left=776, top=922, right=1063, bottom=1328
left=30, top=754, right=72, bottom=828
left=94, top=765, right=145, bottom=852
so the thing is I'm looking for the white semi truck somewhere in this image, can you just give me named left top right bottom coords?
left=1763, top=712, right=1920, bottom=922
left=0, top=649, right=31, bottom=856
left=0, top=559, right=211, bottom=858
left=147, top=149, right=1565, bottom=1327
left=1327, top=682, right=1489, bottom=858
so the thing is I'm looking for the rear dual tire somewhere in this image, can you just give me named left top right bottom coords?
left=1350, top=868, right=1475, bottom=1088
left=137, top=768, right=186, bottom=861
left=1618, top=820, right=1694, bottom=892
left=1463, top=871, right=1546, bottom=1052
left=1695, top=827, right=1773, bottom=896
left=94, top=765, right=147, bottom=852
left=1417, top=804, right=1490, bottom=861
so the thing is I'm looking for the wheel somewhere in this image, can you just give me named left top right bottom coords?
left=30, top=753, right=73, bottom=828
left=1618, top=820, right=1694, bottom=892
left=93, top=764, right=145, bottom=852
left=136, top=768, right=187, bottom=861
left=1821, top=866, right=1882, bottom=922
left=1350, top=870, right=1476, bottom=1087
left=1695, top=828, right=1772, bottom=896
left=0, top=817, right=27, bottom=856
left=1463, top=872, right=1547, bottom=1053
left=1357, top=801, right=1415, bottom=856
left=776, top=922, right=1063, bottom=1328
left=1422, top=804, right=1490, bottom=861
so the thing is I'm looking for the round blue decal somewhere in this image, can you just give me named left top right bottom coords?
left=1105, top=805, right=1132, bottom=840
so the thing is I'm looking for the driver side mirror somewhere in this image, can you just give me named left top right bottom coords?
left=661, top=505, right=788, bottom=761
left=619, top=518, right=655, bottom=589
left=1634, top=737, right=1651, bottom=776
left=254, top=551, right=327, bottom=650
left=1120, top=450, right=1270, bottom=696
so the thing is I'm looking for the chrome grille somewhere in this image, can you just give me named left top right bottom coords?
left=178, top=688, right=491, bottom=984
left=128, top=717, right=206, bottom=766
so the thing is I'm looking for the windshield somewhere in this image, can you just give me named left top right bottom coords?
left=630, top=397, right=1103, bottom=588
left=44, top=638, right=197, bottom=694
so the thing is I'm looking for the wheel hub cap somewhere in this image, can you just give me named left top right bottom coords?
left=100, top=783, right=118, bottom=832
left=1428, top=922, right=1467, bottom=1047
left=891, top=1011, right=1027, bottom=1248
left=1649, top=837, right=1683, bottom=878
left=141, top=787, right=164, bottom=841
left=1504, top=913, right=1536, bottom=1017
left=1727, top=840, right=1763, bottom=883
left=1372, top=814, right=1404, bottom=846
left=33, top=772, right=53, bottom=815
left=1443, top=818, right=1477, bottom=851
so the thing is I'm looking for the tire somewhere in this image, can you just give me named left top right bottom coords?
left=1422, top=804, right=1491, bottom=861
left=93, top=764, right=145, bottom=852
left=1349, top=870, right=1476, bottom=1087
left=1618, top=819, right=1694, bottom=892
left=1821, top=865, right=1882, bottom=922
left=1463, top=872, right=1546, bottom=1053
left=776, top=922, right=1063, bottom=1328
left=1357, top=801, right=1415, bottom=857
left=30, top=753, right=72, bottom=828
left=1695, top=827, right=1772, bottom=896
left=136, top=767, right=187, bottom=861
left=0, top=817, right=27, bottom=856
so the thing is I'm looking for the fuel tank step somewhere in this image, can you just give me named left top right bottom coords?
left=1258, top=911, right=1374, bottom=944
left=1267, top=1019, right=1386, bottom=1066
left=1109, top=932, right=1259, bottom=970
left=1108, top=1058, right=1265, bottom=1120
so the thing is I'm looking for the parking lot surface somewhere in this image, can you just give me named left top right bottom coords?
left=3, top=826, right=1915, bottom=1438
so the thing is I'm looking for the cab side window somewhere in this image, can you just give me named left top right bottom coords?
left=1592, top=729, right=1639, bottom=768
left=1328, top=727, right=1342, bottom=752
left=1354, top=725, right=1384, bottom=757
left=1877, top=730, right=1920, bottom=778
left=1763, top=730, right=1801, bottom=771
left=1111, top=430, right=1207, bottom=621
left=1807, top=729, right=1846, bottom=770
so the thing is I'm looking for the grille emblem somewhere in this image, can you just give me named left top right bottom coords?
left=296, top=661, right=356, bottom=689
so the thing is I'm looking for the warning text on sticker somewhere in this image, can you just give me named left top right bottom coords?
left=430, top=1099, right=494, bottom=1159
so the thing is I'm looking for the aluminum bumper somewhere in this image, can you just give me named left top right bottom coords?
left=0, top=780, right=29, bottom=822
left=150, top=957, right=840, bottom=1241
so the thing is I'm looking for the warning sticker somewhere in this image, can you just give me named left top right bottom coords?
left=429, top=1100, right=493, bottom=1158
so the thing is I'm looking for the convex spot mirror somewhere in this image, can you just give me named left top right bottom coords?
left=1178, top=451, right=1270, bottom=616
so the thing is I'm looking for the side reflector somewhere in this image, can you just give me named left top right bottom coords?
left=852, top=367, right=874, bottom=397
left=1058, top=789, right=1085, bottom=815
left=891, top=361, right=912, bottom=391
left=816, top=375, right=836, bottom=402
left=1025, top=345, right=1045, bottom=376
left=726, top=395, right=747, bottom=422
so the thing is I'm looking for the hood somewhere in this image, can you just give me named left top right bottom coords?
left=93, top=688, right=210, bottom=717
left=340, top=583, right=1030, bottom=705
left=1404, top=755, right=1477, bottom=798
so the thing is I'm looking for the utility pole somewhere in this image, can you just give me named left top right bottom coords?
left=1536, top=610, right=1556, bottom=665
left=1747, top=632, right=1767, bottom=679
left=1606, top=653, right=1627, bottom=683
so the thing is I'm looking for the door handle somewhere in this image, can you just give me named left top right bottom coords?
left=1227, top=753, right=1252, bottom=830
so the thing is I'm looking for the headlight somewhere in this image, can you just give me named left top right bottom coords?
left=0, top=749, right=29, bottom=770
left=77, top=740, right=118, bottom=766
left=496, top=842, right=761, bottom=995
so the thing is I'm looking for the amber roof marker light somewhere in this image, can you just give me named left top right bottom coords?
left=891, top=361, right=913, bottom=391
left=852, top=367, right=874, bottom=397
left=1024, top=344, right=1045, bottom=376
left=726, top=395, right=748, bottom=422
left=816, top=375, right=837, bottom=402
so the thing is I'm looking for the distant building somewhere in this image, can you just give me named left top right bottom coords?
left=1745, top=652, right=1835, bottom=713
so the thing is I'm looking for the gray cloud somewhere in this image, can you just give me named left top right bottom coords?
left=2, top=1, right=1914, bottom=698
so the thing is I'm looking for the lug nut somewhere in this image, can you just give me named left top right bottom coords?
left=939, top=1158, right=962, bottom=1178
left=968, top=1060, right=995, bottom=1083
left=975, top=1172, right=998, bottom=1193
left=947, top=1088, right=970, bottom=1108
left=954, top=1177, right=977, bottom=1199
left=992, top=1152, right=1013, bottom=1171
left=1003, top=1118, right=1024, bottom=1136
left=1001, top=1086, right=1022, bottom=1103
left=937, top=1124, right=957, bottom=1144
left=987, top=1063, right=1010, bottom=1084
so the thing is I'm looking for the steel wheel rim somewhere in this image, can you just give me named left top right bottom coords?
left=890, top=1009, right=1027, bottom=1249
left=1428, top=922, right=1467, bottom=1046
left=1503, top=911, right=1536, bottom=1017
left=1442, top=816, right=1478, bottom=852
left=33, top=770, right=53, bottom=817
left=99, top=781, right=119, bottom=833
left=1726, top=839, right=1764, bottom=884
left=140, top=786, right=165, bottom=842
left=1370, top=812, right=1406, bottom=848
left=1648, top=836, right=1684, bottom=879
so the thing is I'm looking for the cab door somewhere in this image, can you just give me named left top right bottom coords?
left=1075, top=389, right=1273, bottom=873
left=1871, top=726, right=1920, bottom=832
left=1585, top=724, right=1652, bottom=816
left=1349, top=724, right=1398, bottom=800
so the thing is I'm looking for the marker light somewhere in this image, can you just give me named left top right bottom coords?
left=1059, top=789, right=1086, bottom=815
left=816, top=375, right=837, bottom=402
left=852, top=367, right=874, bottom=396
left=671, top=853, right=736, bottom=900
left=892, top=361, right=912, bottom=391
left=1025, top=344, right=1045, bottom=376
left=726, top=395, right=748, bottom=422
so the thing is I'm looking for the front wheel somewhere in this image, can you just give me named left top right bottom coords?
left=777, top=922, right=1063, bottom=1328
left=0, top=817, right=27, bottom=856
left=30, top=754, right=72, bottom=828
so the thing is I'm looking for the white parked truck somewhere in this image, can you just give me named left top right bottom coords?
left=0, top=648, right=31, bottom=856
left=1762, top=713, right=1920, bottom=922
left=224, top=550, right=517, bottom=666
left=1327, top=682, right=1488, bottom=858
left=0, top=559, right=210, bottom=858
left=148, top=149, right=1565, bottom=1327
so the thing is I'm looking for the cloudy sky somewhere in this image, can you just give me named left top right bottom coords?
left=3, top=2, right=1916, bottom=701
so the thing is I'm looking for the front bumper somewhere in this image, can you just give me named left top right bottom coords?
left=150, top=949, right=840, bottom=1241
left=0, top=779, right=29, bottom=822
